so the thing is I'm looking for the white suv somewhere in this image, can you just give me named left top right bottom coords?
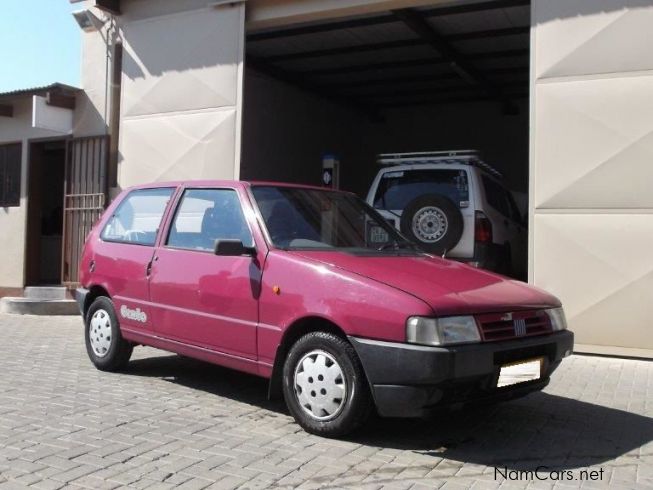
left=366, top=150, right=526, bottom=277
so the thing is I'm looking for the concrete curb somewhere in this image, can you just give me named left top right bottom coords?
left=0, top=297, right=79, bottom=316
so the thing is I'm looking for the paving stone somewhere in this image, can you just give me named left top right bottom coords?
left=0, top=314, right=650, bottom=489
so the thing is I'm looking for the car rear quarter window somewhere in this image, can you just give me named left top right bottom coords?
left=374, top=169, right=469, bottom=210
left=101, top=188, right=174, bottom=246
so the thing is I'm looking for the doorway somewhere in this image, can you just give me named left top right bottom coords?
left=25, top=140, right=66, bottom=285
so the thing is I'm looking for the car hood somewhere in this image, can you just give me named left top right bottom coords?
left=290, top=251, right=561, bottom=315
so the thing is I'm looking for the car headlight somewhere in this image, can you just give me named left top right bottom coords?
left=546, top=307, right=567, bottom=331
left=406, top=316, right=480, bottom=346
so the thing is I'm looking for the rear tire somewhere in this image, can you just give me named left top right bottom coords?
left=282, top=332, right=373, bottom=438
left=400, top=194, right=463, bottom=255
left=85, top=296, right=133, bottom=372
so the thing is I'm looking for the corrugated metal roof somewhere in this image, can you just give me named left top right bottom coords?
left=0, top=83, right=81, bottom=100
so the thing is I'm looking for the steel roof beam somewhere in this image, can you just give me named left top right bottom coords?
left=320, top=66, right=528, bottom=89
left=246, top=54, right=381, bottom=120
left=299, top=48, right=527, bottom=76
left=356, top=81, right=527, bottom=99
left=377, top=92, right=528, bottom=109
left=262, top=26, right=529, bottom=63
left=247, top=0, right=530, bottom=42
left=392, top=8, right=515, bottom=110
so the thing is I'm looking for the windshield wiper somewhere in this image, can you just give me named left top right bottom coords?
left=377, top=239, right=420, bottom=252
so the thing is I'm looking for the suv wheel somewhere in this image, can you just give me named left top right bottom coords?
left=85, top=297, right=133, bottom=372
left=401, top=194, right=463, bottom=255
left=282, top=332, right=372, bottom=437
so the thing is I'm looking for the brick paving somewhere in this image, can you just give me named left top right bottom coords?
left=0, top=313, right=651, bottom=489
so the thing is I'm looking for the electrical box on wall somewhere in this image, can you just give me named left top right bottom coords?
left=322, top=154, right=340, bottom=189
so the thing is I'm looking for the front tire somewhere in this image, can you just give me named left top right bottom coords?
left=85, top=296, right=133, bottom=372
left=282, top=332, right=372, bottom=437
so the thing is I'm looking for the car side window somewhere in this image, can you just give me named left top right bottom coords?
left=481, top=175, right=511, bottom=219
left=101, top=188, right=174, bottom=246
left=167, top=188, right=254, bottom=252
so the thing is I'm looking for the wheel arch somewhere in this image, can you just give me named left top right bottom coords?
left=83, top=285, right=111, bottom=319
left=267, top=316, right=348, bottom=400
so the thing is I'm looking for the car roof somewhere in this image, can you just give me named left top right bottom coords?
left=123, top=180, right=345, bottom=193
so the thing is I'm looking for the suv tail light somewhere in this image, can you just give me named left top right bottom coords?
left=475, top=211, right=492, bottom=243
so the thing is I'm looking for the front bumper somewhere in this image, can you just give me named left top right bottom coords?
left=349, top=330, right=573, bottom=417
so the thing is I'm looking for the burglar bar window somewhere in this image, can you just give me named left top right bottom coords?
left=0, top=143, right=22, bottom=207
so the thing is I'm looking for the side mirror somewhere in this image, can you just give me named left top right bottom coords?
left=214, top=239, right=256, bottom=257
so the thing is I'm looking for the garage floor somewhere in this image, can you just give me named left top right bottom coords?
left=0, top=314, right=651, bottom=489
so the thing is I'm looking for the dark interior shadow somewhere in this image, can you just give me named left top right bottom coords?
left=125, top=354, right=653, bottom=471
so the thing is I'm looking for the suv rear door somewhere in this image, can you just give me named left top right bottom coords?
left=371, top=167, right=475, bottom=258
left=148, top=186, right=262, bottom=362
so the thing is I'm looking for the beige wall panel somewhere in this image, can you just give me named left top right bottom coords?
left=534, top=75, right=653, bottom=209
left=121, top=8, right=241, bottom=118
left=533, top=213, right=653, bottom=350
left=119, top=3, right=245, bottom=187
left=119, top=109, right=237, bottom=186
left=0, top=99, right=62, bottom=287
left=534, top=0, right=653, bottom=79
left=122, top=0, right=209, bottom=22
left=74, top=23, right=111, bottom=137
left=532, top=0, right=653, bottom=356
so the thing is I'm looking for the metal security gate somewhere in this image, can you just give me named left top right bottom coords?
left=61, top=136, right=109, bottom=286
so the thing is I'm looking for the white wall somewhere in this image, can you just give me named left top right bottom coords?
left=531, top=0, right=653, bottom=357
left=0, top=98, right=66, bottom=288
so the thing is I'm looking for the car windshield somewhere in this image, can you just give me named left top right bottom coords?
left=251, top=185, right=422, bottom=254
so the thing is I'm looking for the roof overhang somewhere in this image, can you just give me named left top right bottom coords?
left=0, top=84, right=81, bottom=134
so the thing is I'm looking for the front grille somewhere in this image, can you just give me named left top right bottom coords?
left=476, top=310, right=552, bottom=342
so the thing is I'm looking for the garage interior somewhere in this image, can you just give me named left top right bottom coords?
left=241, top=0, right=531, bottom=206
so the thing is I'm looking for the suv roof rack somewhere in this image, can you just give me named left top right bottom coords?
left=376, top=150, right=503, bottom=179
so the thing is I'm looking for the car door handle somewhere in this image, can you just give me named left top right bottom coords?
left=146, top=255, right=159, bottom=277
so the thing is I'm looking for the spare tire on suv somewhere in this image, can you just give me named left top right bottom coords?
left=400, top=194, right=463, bottom=255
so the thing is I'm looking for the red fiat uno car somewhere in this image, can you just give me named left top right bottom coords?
left=76, top=181, right=573, bottom=437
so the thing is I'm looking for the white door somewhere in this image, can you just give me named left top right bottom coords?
left=118, top=2, right=246, bottom=187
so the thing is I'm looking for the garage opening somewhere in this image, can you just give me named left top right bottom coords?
left=242, top=0, right=530, bottom=279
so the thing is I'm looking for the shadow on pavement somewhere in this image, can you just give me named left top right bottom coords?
left=125, top=353, right=653, bottom=471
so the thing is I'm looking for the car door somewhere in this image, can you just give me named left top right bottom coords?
left=92, top=187, right=176, bottom=332
left=148, top=186, right=261, bottom=359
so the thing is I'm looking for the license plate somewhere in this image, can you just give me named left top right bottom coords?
left=497, top=358, right=542, bottom=388
left=369, top=226, right=389, bottom=244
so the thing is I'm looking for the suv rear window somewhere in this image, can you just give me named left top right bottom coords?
left=374, top=169, right=469, bottom=210
left=101, top=188, right=174, bottom=246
